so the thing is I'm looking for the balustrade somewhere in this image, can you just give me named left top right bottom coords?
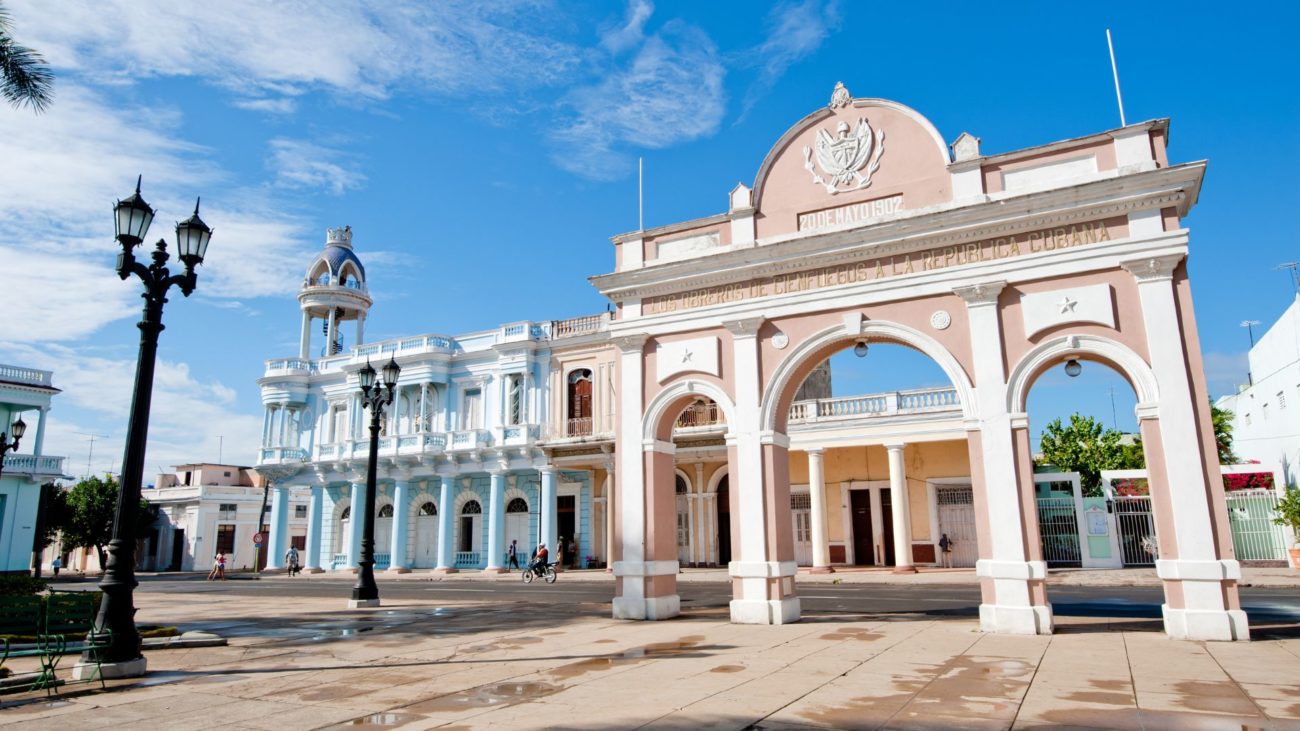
left=787, top=386, right=960, bottom=425
left=1, top=454, right=64, bottom=475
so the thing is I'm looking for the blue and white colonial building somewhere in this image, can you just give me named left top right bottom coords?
left=256, top=227, right=603, bottom=573
left=0, top=364, right=68, bottom=573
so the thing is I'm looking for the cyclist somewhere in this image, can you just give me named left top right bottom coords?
left=529, top=542, right=549, bottom=576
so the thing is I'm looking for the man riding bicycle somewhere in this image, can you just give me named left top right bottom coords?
left=528, top=542, right=549, bottom=575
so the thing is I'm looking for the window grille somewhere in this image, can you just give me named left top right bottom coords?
left=295, top=505, right=308, bottom=519
left=218, top=503, right=237, bottom=519
left=419, top=502, right=437, bottom=516
left=506, top=497, right=528, bottom=513
left=378, top=504, right=394, bottom=518
left=790, top=493, right=811, bottom=510
left=462, top=500, right=482, bottom=515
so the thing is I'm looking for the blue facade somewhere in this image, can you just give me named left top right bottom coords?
left=0, top=365, right=67, bottom=573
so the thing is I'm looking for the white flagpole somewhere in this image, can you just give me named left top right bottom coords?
left=1106, top=29, right=1127, bottom=127
left=638, top=157, right=644, bottom=232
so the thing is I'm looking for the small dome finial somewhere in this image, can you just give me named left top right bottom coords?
left=326, top=225, right=353, bottom=248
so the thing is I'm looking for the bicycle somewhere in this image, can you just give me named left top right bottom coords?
left=522, top=562, right=557, bottom=584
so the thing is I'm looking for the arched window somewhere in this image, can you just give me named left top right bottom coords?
left=378, top=504, right=394, bottom=518
left=462, top=500, right=482, bottom=515
left=675, top=475, right=689, bottom=494
left=506, top=497, right=528, bottom=513
left=419, top=502, right=437, bottom=516
left=567, top=369, right=593, bottom=435
left=341, top=507, right=351, bottom=521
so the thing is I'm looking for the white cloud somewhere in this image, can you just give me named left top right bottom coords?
left=738, top=0, right=841, bottom=120
left=8, top=1, right=580, bottom=100
left=268, top=138, right=366, bottom=195
left=2, top=343, right=263, bottom=480
left=233, top=97, right=297, bottom=115
left=552, top=22, right=726, bottom=180
left=601, top=0, right=654, bottom=55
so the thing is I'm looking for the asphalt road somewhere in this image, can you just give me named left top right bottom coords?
left=52, top=574, right=1300, bottom=631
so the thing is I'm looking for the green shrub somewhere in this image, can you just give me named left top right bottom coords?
left=0, top=575, right=48, bottom=596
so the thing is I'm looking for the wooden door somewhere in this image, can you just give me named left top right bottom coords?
left=880, top=488, right=896, bottom=567
left=850, top=490, right=874, bottom=566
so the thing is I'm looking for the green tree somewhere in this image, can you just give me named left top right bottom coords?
left=1037, top=414, right=1142, bottom=497
left=1211, top=403, right=1236, bottom=465
left=57, top=475, right=158, bottom=568
left=0, top=2, right=53, bottom=112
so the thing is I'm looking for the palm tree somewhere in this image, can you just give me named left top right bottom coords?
left=0, top=2, right=53, bottom=113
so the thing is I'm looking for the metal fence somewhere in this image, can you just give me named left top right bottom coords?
left=1226, top=489, right=1288, bottom=561
left=1036, top=496, right=1082, bottom=566
left=1113, top=496, right=1158, bottom=566
left=936, top=485, right=978, bottom=568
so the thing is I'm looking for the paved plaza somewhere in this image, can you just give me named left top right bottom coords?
left=3, top=577, right=1300, bottom=730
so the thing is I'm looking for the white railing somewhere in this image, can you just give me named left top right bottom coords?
left=0, top=364, right=53, bottom=387
left=374, top=553, right=391, bottom=570
left=551, top=313, right=608, bottom=338
left=450, top=430, right=489, bottom=449
left=330, top=553, right=349, bottom=570
left=1, top=454, right=65, bottom=475
left=264, top=358, right=316, bottom=375
left=788, top=386, right=960, bottom=424
left=455, top=551, right=481, bottom=568
left=259, top=447, right=308, bottom=464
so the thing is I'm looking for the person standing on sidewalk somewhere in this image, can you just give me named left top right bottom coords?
left=285, top=545, right=300, bottom=576
left=507, top=539, right=520, bottom=571
left=939, top=534, right=953, bottom=568
left=52, top=556, right=61, bottom=577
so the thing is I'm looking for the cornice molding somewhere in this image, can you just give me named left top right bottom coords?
left=1121, top=254, right=1184, bottom=283
left=953, top=281, right=1006, bottom=307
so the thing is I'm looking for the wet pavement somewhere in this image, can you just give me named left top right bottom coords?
left=0, top=589, right=1298, bottom=729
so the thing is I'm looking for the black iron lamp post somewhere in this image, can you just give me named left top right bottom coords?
left=351, top=356, right=400, bottom=606
left=0, top=416, right=26, bottom=479
left=86, top=177, right=212, bottom=675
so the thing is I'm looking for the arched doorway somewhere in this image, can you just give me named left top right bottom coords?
left=376, top=503, right=394, bottom=562
left=505, top=497, right=530, bottom=559
left=567, top=369, right=593, bottom=436
left=414, top=501, right=438, bottom=568
left=458, top=499, right=482, bottom=565
left=715, top=474, right=731, bottom=565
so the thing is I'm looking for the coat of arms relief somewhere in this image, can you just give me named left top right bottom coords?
left=803, top=82, right=886, bottom=195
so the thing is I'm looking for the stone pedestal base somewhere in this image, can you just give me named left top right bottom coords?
left=482, top=567, right=508, bottom=574
left=892, top=565, right=918, bottom=574
left=807, top=566, right=835, bottom=574
left=347, top=598, right=381, bottom=608
left=978, top=603, right=1053, bottom=635
left=434, top=567, right=458, bottom=574
left=612, top=594, right=680, bottom=620
left=73, top=656, right=146, bottom=680
left=304, top=567, right=325, bottom=574
left=386, top=567, right=411, bottom=574
left=730, top=597, right=802, bottom=625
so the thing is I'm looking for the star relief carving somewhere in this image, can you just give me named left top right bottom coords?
left=681, top=349, right=693, bottom=364
left=1057, top=297, right=1078, bottom=315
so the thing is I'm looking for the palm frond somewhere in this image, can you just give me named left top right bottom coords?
left=0, top=2, right=54, bottom=113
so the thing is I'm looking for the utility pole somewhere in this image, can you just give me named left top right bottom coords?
left=75, top=432, right=109, bottom=478
left=1241, top=320, right=1260, bottom=386
left=1277, top=262, right=1300, bottom=296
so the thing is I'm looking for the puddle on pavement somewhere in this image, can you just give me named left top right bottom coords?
left=405, top=681, right=561, bottom=713
left=1088, top=678, right=1130, bottom=692
left=594, top=639, right=616, bottom=644
left=818, top=628, right=883, bottom=643
left=1064, top=690, right=1134, bottom=706
left=711, top=665, right=745, bottom=673
left=342, top=712, right=423, bottom=727
left=0, top=699, right=73, bottom=714
left=797, top=692, right=915, bottom=728
left=547, top=635, right=709, bottom=679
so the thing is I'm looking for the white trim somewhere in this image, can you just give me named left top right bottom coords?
left=1006, top=334, right=1159, bottom=414
left=641, top=379, right=737, bottom=442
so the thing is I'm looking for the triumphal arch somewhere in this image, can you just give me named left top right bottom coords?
left=591, top=83, right=1245, bottom=641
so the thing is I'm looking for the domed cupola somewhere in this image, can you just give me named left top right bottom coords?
left=296, top=226, right=373, bottom=358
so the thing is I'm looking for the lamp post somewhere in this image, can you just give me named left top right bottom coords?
left=79, top=177, right=212, bottom=679
left=0, top=416, right=26, bottom=479
left=351, top=356, right=400, bottom=607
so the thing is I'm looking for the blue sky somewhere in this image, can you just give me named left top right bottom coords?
left=1, top=1, right=1296, bottom=479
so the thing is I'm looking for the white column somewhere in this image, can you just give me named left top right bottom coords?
left=1122, top=255, right=1248, bottom=641
left=485, top=471, right=506, bottom=572
left=327, top=308, right=339, bottom=355
left=692, top=463, right=706, bottom=565
left=541, top=467, right=558, bottom=553
left=807, top=448, right=832, bottom=571
left=300, top=310, right=312, bottom=359
left=347, top=483, right=363, bottom=570
left=955, top=281, right=1052, bottom=635
left=435, top=475, right=456, bottom=572
left=266, top=484, right=289, bottom=570
left=33, top=406, right=48, bottom=457
left=356, top=312, right=366, bottom=346
left=603, top=467, right=615, bottom=570
left=305, top=486, right=324, bottom=572
left=886, top=443, right=916, bottom=573
left=389, top=481, right=411, bottom=572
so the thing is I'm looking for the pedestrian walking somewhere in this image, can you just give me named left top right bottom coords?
left=508, top=539, right=520, bottom=571
left=285, top=546, right=300, bottom=576
left=939, top=533, right=953, bottom=568
left=52, top=556, right=61, bottom=577
left=208, top=552, right=227, bottom=581
left=556, top=536, right=566, bottom=572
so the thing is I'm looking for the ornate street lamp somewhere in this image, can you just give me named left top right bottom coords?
left=83, top=177, right=212, bottom=678
left=351, top=356, right=400, bottom=607
left=0, top=416, right=26, bottom=479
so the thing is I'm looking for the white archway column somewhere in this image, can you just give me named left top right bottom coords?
left=304, top=485, right=324, bottom=573
left=485, top=471, right=507, bottom=573
left=1122, top=255, right=1247, bottom=641
left=886, top=443, right=916, bottom=574
left=727, top=318, right=800, bottom=625
left=265, top=483, right=290, bottom=571
left=300, top=311, right=312, bottom=359
left=541, top=467, right=559, bottom=554
left=347, top=482, right=363, bottom=571
left=435, top=475, right=457, bottom=573
left=602, top=464, right=615, bottom=573
left=388, top=480, right=411, bottom=573
left=956, top=282, right=1052, bottom=635
left=806, top=449, right=833, bottom=573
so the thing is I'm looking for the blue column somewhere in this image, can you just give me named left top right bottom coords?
left=436, top=475, right=456, bottom=571
left=485, top=472, right=506, bottom=572
left=266, top=484, right=290, bottom=570
left=541, top=468, right=558, bottom=555
left=348, top=482, right=363, bottom=570
left=305, top=486, right=323, bottom=572
left=390, top=481, right=411, bottom=572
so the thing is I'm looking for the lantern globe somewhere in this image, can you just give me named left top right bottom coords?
left=10, top=416, right=26, bottom=440
left=358, top=360, right=377, bottom=391
left=175, top=198, right=213, bottom=265
left=382, top=357, right=401, bottom=389
left=114, top=176, right=155, bottom=246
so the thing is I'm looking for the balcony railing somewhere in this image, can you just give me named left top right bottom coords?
left=0, top=364, right=53, bottom=387
left=788, top=387, right=960, bottom=425
left=1, top=454, right=65, bottom=476
left=551, top=313, right=608, bottom=338
left=675, top=402, right=723, bottom=429
left=565, top=417, right=593, bottom=437
left=259, top=447, right=308, bottom=464
left=454, top=551, right=481, bottom=568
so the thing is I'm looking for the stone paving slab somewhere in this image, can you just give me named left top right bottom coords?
left=1, top=591, right=1298, bottom=730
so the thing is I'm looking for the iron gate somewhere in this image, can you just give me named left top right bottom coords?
left=1226, top=489, right=1287, bottom=561
left=935, top=485, right=978, bottom=567
left=1113, top=495, right=1157, bottom=566
left=1036, top=496, right=1081, bottom=567
left=790, top=493, right=812, bottom=566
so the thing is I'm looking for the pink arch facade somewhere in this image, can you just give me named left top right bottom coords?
left=593, top=86, right=1245, bottom=640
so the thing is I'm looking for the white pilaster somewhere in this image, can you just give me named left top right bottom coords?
left=541, top=467, right=558, bottom=553
left=436, top=475, right=455, bottom=571
left=886, top=443, right=916, bottom=573
left=305, top=485, right=323, bottom=572
left=389, top=481, right=411, bottom=572
left=300, top=310, right=312, bottom=359
left=485, top=471, right=506, bottom=571
left=265, top=484, right=290, bottom=570
left=613, top=334, right=651, bottom=619
left=347, top=482, right=363, bottom=570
